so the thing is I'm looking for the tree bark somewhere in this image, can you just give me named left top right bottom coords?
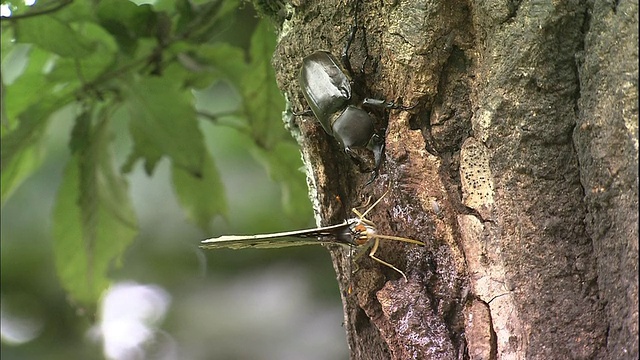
left=271, top=0, right=637, bottom=359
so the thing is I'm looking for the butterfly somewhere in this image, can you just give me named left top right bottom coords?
left=200, top=191, right=424, bottom=280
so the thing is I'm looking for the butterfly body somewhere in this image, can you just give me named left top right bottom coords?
left=200, top=218, right=376, bottom=250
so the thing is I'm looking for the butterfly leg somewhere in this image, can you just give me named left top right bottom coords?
left=368, top=237, right=408, bottom=281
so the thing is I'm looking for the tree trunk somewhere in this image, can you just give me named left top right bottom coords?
left=271, top=0, right=637, bottom=359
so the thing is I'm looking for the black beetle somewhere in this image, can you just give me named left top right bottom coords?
left=298, top=23, right=410, bottom=176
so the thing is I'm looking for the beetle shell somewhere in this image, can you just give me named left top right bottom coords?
left=299, top=51, right=352, bottom=134
left=299, top=50, right=384, bottom=173
left=332, top=106, right=375, bottom=149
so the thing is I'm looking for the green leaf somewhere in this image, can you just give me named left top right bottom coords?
left=173, top=0, right=239, bottom=43
left=15, top=15, right=95, bottom=58
left=251, top=142, right=312, bottom=223
left=0, top=131, right=45, bottom=206
left=52, top=108, right=138, bottom=306
left=170, top=42, right=248, bottom=98
left=1, top=97, right=74, bottom=205
left=161, top=50, right=219, bottom=91
left=45, top=23, right=118, bottom=84
left=3, top=46, right=54, bottom=125
left=196, top=43, right=248, bottom=84
left=1, top=42, right=82, bottom=205
left=171, top=152, right=226, bottom=232
left=241, top=19, right=287, bottom=149
left=53, top=0, right=94, bottom=23
left=122, top=76, right=206, bottom=176
left=96, top=0, right=158, bottom=54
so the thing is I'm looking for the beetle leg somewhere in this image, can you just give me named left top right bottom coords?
left=360, top=53, right=369, bottom=75
left=341, top=23, right=358, bottom=76
left=345, top=146, right=370, bottom=172
left=342, top=0, right=363, bottom=77
left=362, top=98, right=418, bottom=110
left=292, top=108, right=314, bottom=116
left=368, top=134, right=385, bottom=166
left=393, top=101, right=419, bottom=111
left=370, top=133, right=385, bottom=171
left=364, top=133, right=385, bottom=185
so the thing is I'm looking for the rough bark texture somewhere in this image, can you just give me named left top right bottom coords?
left=267, top=0, right=637, bottom=359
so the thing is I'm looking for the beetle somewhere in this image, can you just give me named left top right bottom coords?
left=298, top=22, right=411, bottom=176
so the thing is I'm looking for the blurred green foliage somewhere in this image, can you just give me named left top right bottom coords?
left=1, top=0, right=310, bottom=306
left=1, top=1, right=343, bottom=358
